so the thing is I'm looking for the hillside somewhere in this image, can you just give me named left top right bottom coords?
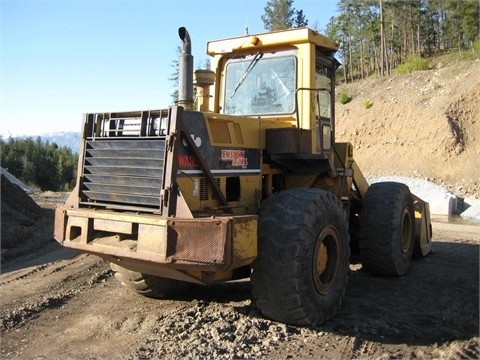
left=336, top=57, right=480, bottom=199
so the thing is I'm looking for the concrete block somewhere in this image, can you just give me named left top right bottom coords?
left=460, top=198, right=480, bottom=222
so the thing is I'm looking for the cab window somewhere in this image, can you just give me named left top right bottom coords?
left=224, top=53, right=296, bottom=116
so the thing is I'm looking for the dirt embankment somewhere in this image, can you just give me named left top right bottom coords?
left=336, top=58, right=480, bottom=199
left=1, top=174, right=43, bottom=255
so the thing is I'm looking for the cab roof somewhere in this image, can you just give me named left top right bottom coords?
left=207, top=27, right=339, bottom=56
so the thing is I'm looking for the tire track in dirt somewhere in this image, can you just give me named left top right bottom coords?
left=1, top=291, right=77, bottom=331
left=457, top=340, right=480, bottom=359
left=0, top=256, right=85, bottom=286
left=0, top=255, right=113, bottom=332
left=349, top=337, right=378, bottom=359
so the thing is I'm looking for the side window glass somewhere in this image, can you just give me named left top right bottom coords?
left=315, top=54, right=334, bottom=152
left=315, top=64, right=331, bottom=120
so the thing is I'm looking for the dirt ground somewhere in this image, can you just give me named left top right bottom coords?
left=0, top=190, right=479, bottom=359
left=1, top=57, right=479, bottom=359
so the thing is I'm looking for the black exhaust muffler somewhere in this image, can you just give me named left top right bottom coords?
left=177, top=27, right=194, bottom=109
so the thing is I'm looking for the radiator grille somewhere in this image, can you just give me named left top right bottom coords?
left=81, top=138, right=165, bottom=212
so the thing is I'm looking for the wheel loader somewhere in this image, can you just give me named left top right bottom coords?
left=54, top=26, right=432, bottom=326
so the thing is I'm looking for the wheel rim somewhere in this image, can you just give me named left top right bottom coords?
left=313, top=225, right=341, bottom=294
left=400, top=208, right=413, bottom=253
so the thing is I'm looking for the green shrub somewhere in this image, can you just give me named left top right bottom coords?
left=471, top=41, right=480, bottom=56
left=397, top=54, right=430, bottom=74
left=363, top=99, right=373, bottom=109
left=338, top=90, right=350, bottom=104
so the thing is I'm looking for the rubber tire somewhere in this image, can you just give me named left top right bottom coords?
left=251, top=188, right=350, bottom=326
left=110, top=263, right=187, bottom=298
left=359, top=182, right=415, bottom=276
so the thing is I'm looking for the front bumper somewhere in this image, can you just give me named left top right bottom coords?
left=54, top=205, right=257, bottom=279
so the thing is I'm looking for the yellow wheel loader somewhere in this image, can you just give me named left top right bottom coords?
left=54, top=27, right=432, bottom=326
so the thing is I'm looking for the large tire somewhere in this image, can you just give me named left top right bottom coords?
left=359, top=182, right=415, bottom=276
left=251, top=188, right=350, bottom=326
left=110, top=263, right=187, bottom=298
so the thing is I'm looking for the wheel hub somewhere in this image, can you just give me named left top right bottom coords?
left=313, top=225, right=341, bottom=294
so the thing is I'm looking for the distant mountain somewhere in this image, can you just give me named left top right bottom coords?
left=14, top=132, right=81, bottom=153
left=40, top=132, right=81, bottom=152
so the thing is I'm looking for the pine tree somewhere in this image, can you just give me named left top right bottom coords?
left=169, top=46, right=181, bottom=104
left=262, top=0, right=301, bottom=31
left=294, top=9, right=308, bottom=28
left=325, top=0, right=479, bottom=83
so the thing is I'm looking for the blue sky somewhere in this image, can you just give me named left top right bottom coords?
left=1, top=0, right=338, bottom=137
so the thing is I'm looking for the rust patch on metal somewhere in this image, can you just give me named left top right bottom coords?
left=167, top=218, right=232, bottom=266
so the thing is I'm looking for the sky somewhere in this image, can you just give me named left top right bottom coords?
left=1, top=0, right=338, bottom=137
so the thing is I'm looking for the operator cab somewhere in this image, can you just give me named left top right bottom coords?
left=207, top=27, right=340, bottom=170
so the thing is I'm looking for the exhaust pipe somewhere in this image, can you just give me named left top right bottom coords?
left=177, top=27, right=194, bottom=109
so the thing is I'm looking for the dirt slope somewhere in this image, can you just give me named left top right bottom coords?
left=336, top=58, right=480, bottom=199
left=0, top=174, right=43, bottom=254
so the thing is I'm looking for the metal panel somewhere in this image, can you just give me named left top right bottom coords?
left=266, top=128, right=312, bottom=154
left=86, top=149, right=163, bottom=158
left=83, top=174, right=161, bottom=188
left=83, top=166, right=161, bottom=177
left=83, top=190, right=161, bottom=207
left=85, top=157, right=162, bottom=168
left=167, top=218, right=231, bottom=266
left=94, top=219, right=133, bottom=234
left=83, top=183, right=160, bottom=197
left=81, top=138, right=165, bottom=211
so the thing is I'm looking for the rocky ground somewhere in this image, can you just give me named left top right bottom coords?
left=1, top=55, right=479, bottom=359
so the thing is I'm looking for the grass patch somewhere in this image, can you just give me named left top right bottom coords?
left=429, top=44, right=480, bottom=67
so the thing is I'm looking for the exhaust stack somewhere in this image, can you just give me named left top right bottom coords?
left=177, top=27, right=194, bottom=109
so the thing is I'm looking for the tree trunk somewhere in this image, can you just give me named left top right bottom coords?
left=348, top=33, right=353, bottom=82
left=343, top=34, right=347, bottom=83
left=379, top=0, right=385, bottom=77
left=360, top=40, right=364, bottom=79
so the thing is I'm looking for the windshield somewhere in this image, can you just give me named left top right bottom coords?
left=223, top=54, right=296, bottom=116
